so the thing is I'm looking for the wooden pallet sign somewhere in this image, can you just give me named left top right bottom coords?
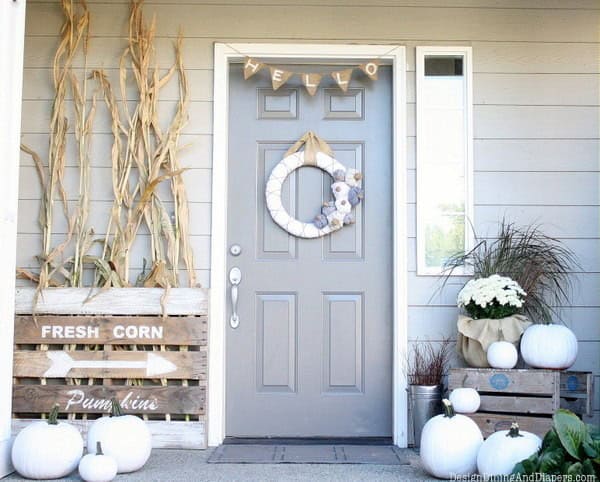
left=13, top=316, right=207, bottom=413
left=13, top=288, right=209, bottom=450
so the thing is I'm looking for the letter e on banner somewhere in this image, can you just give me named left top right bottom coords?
left=270, top=67, right=293, bottom=90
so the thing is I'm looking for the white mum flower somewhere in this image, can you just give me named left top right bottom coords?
left=457, top=274, right=526, bottom=311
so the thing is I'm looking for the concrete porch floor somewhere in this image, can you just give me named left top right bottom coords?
left=4, top=447, right=440, bottom=481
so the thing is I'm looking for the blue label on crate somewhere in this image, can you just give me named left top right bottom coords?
left=489, top=373, right=510, bottom=390
left=567, top=375, right=578, bottom=391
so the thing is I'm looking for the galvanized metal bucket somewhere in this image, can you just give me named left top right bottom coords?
left=408, top=384, right=443, bottom=447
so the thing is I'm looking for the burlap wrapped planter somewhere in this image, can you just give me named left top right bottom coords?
left=457, top=315, right=532, bottom=368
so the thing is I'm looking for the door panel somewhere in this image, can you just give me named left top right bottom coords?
left=226, top=63, right=393, bottom=437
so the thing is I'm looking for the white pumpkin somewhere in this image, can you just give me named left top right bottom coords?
left=87, top=398, right=152, bottom=473
left=449, top=388, right=480, bottom=414
left=521, top=324, right=578, bottom=369
left=79, top=442, right=118, bottom=482
left=487, top=341, right=518, bottom=369
left=12, top=404, right=83, bottom=480
left=477, top=423, right=542, bottom=479
left=420, top=399, right=483, bottom=479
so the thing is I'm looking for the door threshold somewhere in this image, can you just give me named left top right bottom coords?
left=223, top=437, right=393, bottom=446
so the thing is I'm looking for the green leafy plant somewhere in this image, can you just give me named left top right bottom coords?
left=512, top=410, right=599, bottom=477
left=444, top=220, right=580, bottom=324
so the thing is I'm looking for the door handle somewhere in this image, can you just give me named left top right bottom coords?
left=229, top=267, right=242, bottom=329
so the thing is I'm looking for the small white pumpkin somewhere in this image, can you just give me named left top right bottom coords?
left=12, top=404, right=83, bottom=480
left=449, top=388, right=481, bottom=414
left=87, top=398, right=152, bottom=473
left=477, top=423, right=542, bottom=479
left=487, top=341, right=518, bottom=369
left=79, top=442, right=118, bottom=482
left=521, top=324, right=578, bottom=369
left=420, top=399, right=483, bottom=479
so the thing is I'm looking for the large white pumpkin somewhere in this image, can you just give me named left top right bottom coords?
left=79, top=442, right=118, bottom=482
left=521, top=324, right=578, bottom=369
left=87, top=398, right=152, bottom=473
left=477, top=423, right=541, bottom=479
left=12, top=404, right=83, bottom=479
left=487, top=341, right=518, bottom=369
left=449, top=388, right=480, bottom=414
left=420, top=399, right=483, bottom=479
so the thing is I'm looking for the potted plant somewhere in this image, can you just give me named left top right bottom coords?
left=405, top=339, right=452, bottom=447
left=455, top=274, right=530, bottom=368
left=444, top=220, right=580, bottom=369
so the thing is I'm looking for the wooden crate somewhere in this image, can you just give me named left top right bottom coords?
left=449, top=368, right=594, bottom=439
left=12, top=287, right=209, bottom=449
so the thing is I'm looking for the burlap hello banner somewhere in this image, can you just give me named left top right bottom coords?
left=243, top=56, right=382, bottom=96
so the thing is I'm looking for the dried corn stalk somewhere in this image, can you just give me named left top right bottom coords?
left=18, top=0, right=196, bottom=290
left=94, top=0, right=195, bottom=287
left=20, top=0, right=92, bottom=290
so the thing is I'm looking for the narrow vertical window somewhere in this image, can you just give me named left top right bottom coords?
left=416, top=47, right=473, bottom=275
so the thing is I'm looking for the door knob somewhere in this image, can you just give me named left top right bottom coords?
left=229, top=267, right=242, bottom=328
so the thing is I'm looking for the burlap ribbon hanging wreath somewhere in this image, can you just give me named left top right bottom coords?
left=284, top=131, right=334, bottom=166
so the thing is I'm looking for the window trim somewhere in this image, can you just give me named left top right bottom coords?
left=416, top=46, right=474, bottom=276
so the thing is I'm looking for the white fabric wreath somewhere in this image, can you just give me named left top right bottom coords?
left=265, top=150, right=363, bottom=239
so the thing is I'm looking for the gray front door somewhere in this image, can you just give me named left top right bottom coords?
left=226, top=63, right=393, bottom=438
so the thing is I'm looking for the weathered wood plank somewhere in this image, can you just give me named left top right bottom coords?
left=449, top=368, right=559, bottom=395
left=15, top=270, right=212, bottom=294
left=479, top=395, right=554, bottom=415
left=470, top=413, right=553, bottom=439
left=560, top=372, right=594, bottom=416
left=15, top=288, right=208, bottom=316
left=13, top=350, right=207, bottom=380
left=14, top=315, right=207, bottom=345
left=560, top=372, right=593, bottom=395
left=12, top=419, right=206, bottom=449
left=13, top=385, right=205, bottom=415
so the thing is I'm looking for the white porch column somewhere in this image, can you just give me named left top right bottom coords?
left=0, top=0, right=26, bottom=476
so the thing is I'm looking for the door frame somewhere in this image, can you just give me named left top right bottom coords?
left=209, top=43, right=408, bottom=447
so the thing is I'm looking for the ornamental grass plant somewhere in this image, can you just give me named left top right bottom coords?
left=406, top=338, right=452, bottom=386
left=444, top=220, right=579, bottom=324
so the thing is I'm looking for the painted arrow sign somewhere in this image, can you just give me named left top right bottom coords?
left=44, top=351, right=177, bottom=377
